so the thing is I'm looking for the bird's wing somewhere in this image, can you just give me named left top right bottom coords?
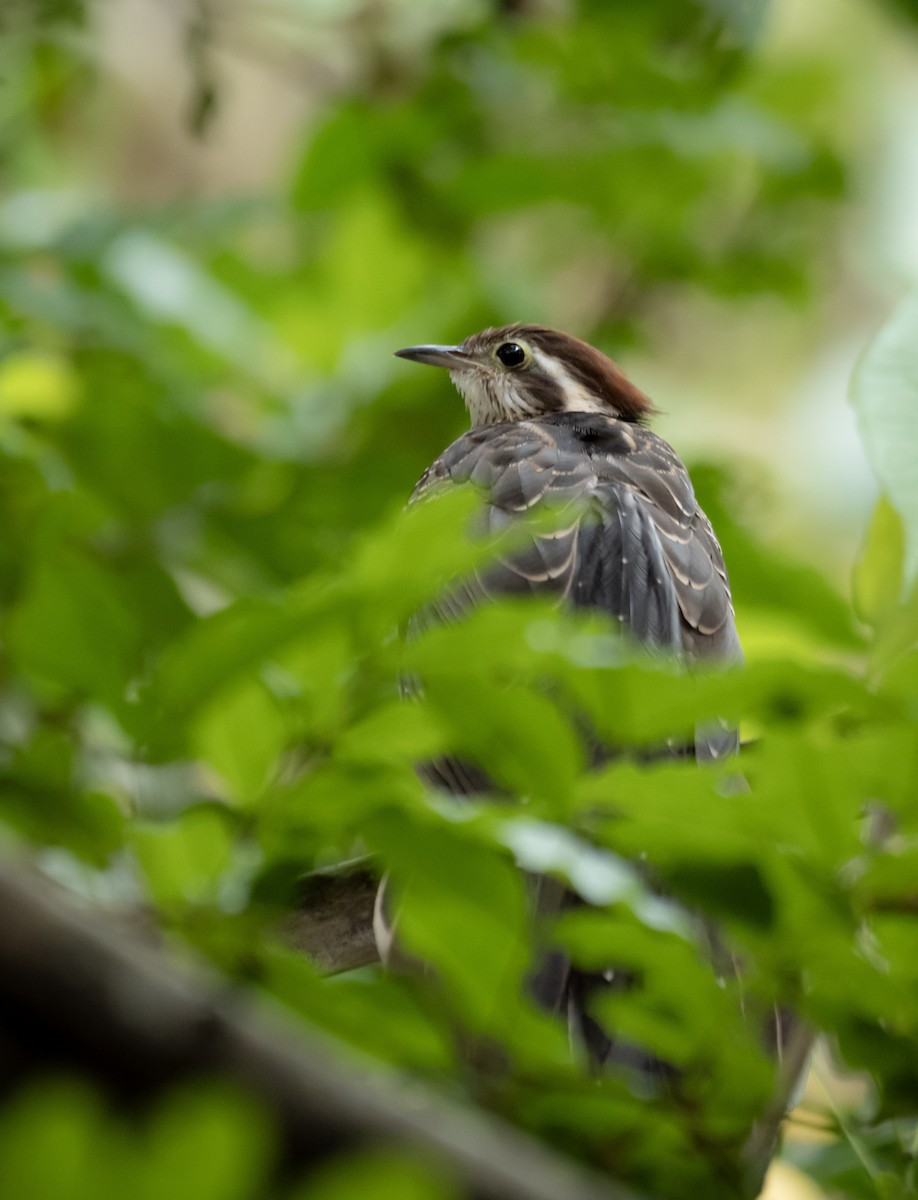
left=413, top=413, right=741, bottom=662
left=408, top=416, right=765, bottom=1100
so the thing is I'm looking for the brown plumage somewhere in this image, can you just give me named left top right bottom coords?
left=394, top=322, right=742, bottom=906
left=398, top=323, right=741, bottom=676
left=384, top=326, right=803, bottom=1186
left=390, top=322, right=742, bottom=905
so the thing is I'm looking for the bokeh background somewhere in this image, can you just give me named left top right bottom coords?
left=4, top=2, right=918, bottom=1199
left=7, top=0, right=917, bottom=585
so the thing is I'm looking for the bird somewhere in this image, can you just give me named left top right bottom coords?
left=395, top=322, right=741, bottom=678
left=380, top=327, right=806, bottom=1188
left=381, top=322, right=743, bottom=1021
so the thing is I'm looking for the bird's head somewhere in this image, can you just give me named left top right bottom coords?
left=395, top=324, right=654, bottom=429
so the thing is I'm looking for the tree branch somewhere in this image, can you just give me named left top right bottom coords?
left=284, top=856, right=379, bottom=973
left=0, top=857, right=648, bottom=1200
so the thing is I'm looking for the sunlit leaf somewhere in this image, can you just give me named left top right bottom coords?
left=293, top=1149, right=458, bottom=1200
left=854, top=495, right=905, bottom=628
left=363, top=807, right=531, bottom=1031
left=133, top=806, right=236, bottom=908
left=0, top=350, right=81, bottom=421
left=141, top=1083, right=273, bottom=1200
left=853, top=288, right=918, bottom=585
left=0, top=1080, right=121, bottom=1200
left=193, top=676, right=287, bottom=804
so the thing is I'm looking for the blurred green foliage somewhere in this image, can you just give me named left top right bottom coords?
left=0, top=1078, right=458, bottom=1200
left=1, top=2, right=918, bottom=1199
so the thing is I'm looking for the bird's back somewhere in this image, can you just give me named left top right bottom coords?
left=410, top=411, right=746, bottom=1068
left=387, top=328, right=799, bottom=1186
left=414, top=411, right=742, bottom=664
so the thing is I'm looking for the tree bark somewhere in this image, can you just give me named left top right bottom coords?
left=284, top=856, right=379, bottom=972
left=0, top=857, right=647, bottom=1200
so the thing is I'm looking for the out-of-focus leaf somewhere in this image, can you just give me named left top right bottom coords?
left=103, top=230, right=296, bottom=387
left=2, top=0, right=87, bottom=31
left=403, top=596, right=580, bottom=680
left=554, top=907, right=773, bottom=1122
left=786, top=1130, right=904, bottom=1200
left=853, top=288, right=918, bottom=584
left=0, top=1079, right=274, bottom=1200
left=263, top=945, right=455, bottom=1073
left=363, top=807, right=530, bottom=1031
left=0, top=450, right=48, bottom=603
left=141, top=1083, right=273, bottom=1200
left=347, top=485, right=504, bottom=635
left=694, top=0, right=769, bottom=49
left=264, top=760, right=423, bottom=855
left=0, top=727, right=124, bottom=864
left=666, top=860, right=773, bottom=929
left=193, top=676, right=287, bottom=805
left=881, top=0, right=918, bottom=27
left=420, top=674, right=583, bottom=807
left=0, top=1080, right=120, bottom=1200
left=871, top=580, right=918, bottom=682
left=576, top=757, right=757, bottom=867
left=292, top=193, right=432, bottom=368
left=0, top=350, right=81, bottom=421
left=293, top=1149, right=458, bottom=1200
left=142, top=596, right=324, bottom=752
left=854, top=494, right=906, bottom=627
left=133, top=806, right=236, bottom=909
left=567, top=657, right=879, bottom=748
left=334, top=700, right=448, bottom=768
left=581, top=730, right=870, bottom=886
left=60, top=349, right=252, bottom=523
left=692, top=464, right=863, bottom=650
left=8, top=543, right=139, bottom=705
left=497, top=817, right=690, bottom=934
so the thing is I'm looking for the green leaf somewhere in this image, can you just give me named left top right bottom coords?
left=0, top=1080, right=274, bottom=1200
left=141, top=1083, right=273, bottom=1200
left=0, top=728, right=124, bottom=864
left=420, top=673, right=583, bottom=807
left=554, top=908, right=773, bottom=1120
left=293, top=1149, right=458, bottom=1200
left=347, top=486, right=497, bottom=634
left=8, top=544, right=139, bottom=705
left=0, top=1080, right=123, bottom=1200
left=335, top=700, right=448, bottom=768
left=261, top=765, right=424, bottom=865
left=497, top=817, right=690, bottom=935
left=364, top=808, right=531, bottom=1031
left=853, top=288, right=918, bottom=585
left=263, top=946, right=455, bottom=1073
left=144, top=596, right=326, bottom=748
left=567, top=657, right=879, bottom=749
left=666, top=860, right=773, bottom=929
left=194, top=675, right=287, bottom=804
left=854, top=495, right=906, bottom=626
left=0, top=350, right=81, bottom=422
left=133, top=806, right=236, bottom=908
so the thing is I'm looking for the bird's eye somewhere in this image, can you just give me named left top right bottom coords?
left=495, top=342, right=527, bottom=369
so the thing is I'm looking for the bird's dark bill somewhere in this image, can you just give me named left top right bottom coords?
left=394, top=344, right=470, bottom=368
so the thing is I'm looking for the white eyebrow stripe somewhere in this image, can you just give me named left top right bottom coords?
left=530, top=348, right=611, bottom=414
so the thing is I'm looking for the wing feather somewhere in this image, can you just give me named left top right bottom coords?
left=413, top=413, right=740, bottom=662
left=402, top=411, right=747, bottom=1078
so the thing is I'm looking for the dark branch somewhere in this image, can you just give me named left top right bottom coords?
left=284, top=856, right=380, bottom=972
left=0, top=858, right=648, bottom=1200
